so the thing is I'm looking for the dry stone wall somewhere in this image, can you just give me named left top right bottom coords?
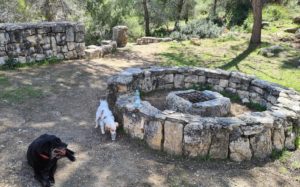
left=107, top=67, right=300, bottom=161
left=0, top=22, right=85, bottom=65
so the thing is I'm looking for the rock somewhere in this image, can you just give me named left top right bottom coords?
left=183, top=123, right=211, bottom=157
left=229, top=137, right=252, bottom=162
left=293, top=17, right=300, bottom=24
left=285, top=130, right=296, bottom=150
left=284, top=28, right=299, bottom=33
left=163, top=120, right=184, bottom=155
left=75, top=32, right=85, bottom=43
left=262, top=21, right=270, bottom=28
left=144, top=120, right=163, bottom=150
left=174, top=74, right=185, bottom=88
left=66, top=27, right=75, bottom=42
left=84, top=48, right=101, bottom=59
left=209, top=128, right=230, bottom=159
left=272, top=127, right=285, bottom=151
left=250, top=129, right=272, bottom=159
left=123, top=112, right=145, bottom=140
left=259, top=45, right=284, bottom=57
left=112, top=26, right=128, bottom=47
left=242, top=98, right=250, bottom=104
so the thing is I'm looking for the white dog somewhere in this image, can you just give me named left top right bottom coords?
left=95, top=100, right=119, bottom=140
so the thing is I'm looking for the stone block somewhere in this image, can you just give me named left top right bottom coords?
left=272, top=127, right=285, bottom=151
left=123, top=112, right=145, bottom=140
left=174, top=74, right=184, bottom=88
left=230, top=137, right=252, bottom=162
left=250, top=129, right=272, bottom=159
left=209, top=128, right=230, bottom=159
left=66, top=27, right=75, bottom=42
left=112, top=26, right=128, bottom=47
left=164, top=120, right=184, bottom=155
left=184, top=75, right=198, bottom=83
left=183, top=123, right=211, bottom=157
left=144, top=120, right=163, bottom=150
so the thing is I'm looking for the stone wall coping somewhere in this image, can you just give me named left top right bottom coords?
left=0, top=22, right=84, bottom=31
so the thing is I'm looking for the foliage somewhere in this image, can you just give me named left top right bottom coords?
left=225, top=0, right=251, bottom=27
left=271, top=149, right=292, bottom=163
left=170, top=19, right=223, bottom=40
left=263, top=4, right=289, bottom=21
left=1, top=58, right=21, bottom=70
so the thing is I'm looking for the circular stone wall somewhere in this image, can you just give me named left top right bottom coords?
left=166, top=90, right=231, bottom=117
left=107, top=66, right=300, bottom=161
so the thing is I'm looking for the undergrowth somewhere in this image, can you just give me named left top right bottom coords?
left=0, top=56, right=62, bottom=70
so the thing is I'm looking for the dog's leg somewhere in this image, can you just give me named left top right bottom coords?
left=49, top=164, right=57, bottom=184
left=34, top=168, right=50, bottom=187
left=100, top=120, right=105, bottom=134
left=95, top=121, right=98, bottom=128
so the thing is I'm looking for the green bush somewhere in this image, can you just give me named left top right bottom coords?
left=1, top=58, right=21, bottom=70
left=170, top=19, right=223, bottom=40
left=225, top=0, right=252, bottom=27
left=122, top=16, right=144, bottom=42
left=263, top=4, right=289, bottom=22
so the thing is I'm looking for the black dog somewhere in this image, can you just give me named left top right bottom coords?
left=27, top=134, right=75, bottom=187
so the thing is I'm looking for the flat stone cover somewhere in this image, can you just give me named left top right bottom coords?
left=166, top=90, right=231, bottom=117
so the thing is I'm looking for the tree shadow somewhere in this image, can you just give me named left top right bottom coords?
left=220, top=45, right=258, bottom=70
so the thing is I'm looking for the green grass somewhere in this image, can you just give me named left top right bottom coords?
left=158, top=36, right=300, bottom=91
left=271, top=149, right=293, bottom=163
left=0, top=86, right=43, bottom=103
left=291, top=161, right=300, bottom=170
left=0, top=56, right=62, bottom=70
left=0, top=75, right=10, bottom=86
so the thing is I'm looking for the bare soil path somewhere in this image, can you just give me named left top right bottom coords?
left=0, top=43, right=299, bottom=187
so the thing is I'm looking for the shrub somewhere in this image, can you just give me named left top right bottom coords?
left=263, top=4, right=288, bottom=22
left=225, top=0, right=252, bottom=27
left=1, top=58, right=21, bottom=70
left=170, top=19, right=223, bottom=41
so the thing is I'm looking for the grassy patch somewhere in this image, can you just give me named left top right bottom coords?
left=220, top=91, right=241, bottom=103
left=245, top=102, right=267, bottom=112
left=271, top=149, right=292, bottom=163
left=0, top=86, right=43, bottom=103
left=0, top=75, right=10, bottom=86
left=291, top=161, right=300, bottom=170
left=278, top=166, right=289, bottom=174
left=0, top=56, right=62, bottom=70
left=158, top=36, right=300, bottom=92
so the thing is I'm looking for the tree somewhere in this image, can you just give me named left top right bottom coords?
left=143, top=0, right=151, bottom=36
left=174, top=0, right=185, bottom=30
left=250, top=0, right=263, bottom=45
left=212, top=0, right=218, bottom=16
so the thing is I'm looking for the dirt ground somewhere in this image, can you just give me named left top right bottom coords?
left=0, top=43, right=300, bottom=187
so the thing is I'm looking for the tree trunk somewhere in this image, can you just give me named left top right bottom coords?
left=212, top=0, right=218, bottom=16
left=44, top=0, right=55, bottom=21
left=143, top=0, right=150, bottom=36
left=250, top=0, right=262, bottom=45
left=174, top=0, right=185, bottom=31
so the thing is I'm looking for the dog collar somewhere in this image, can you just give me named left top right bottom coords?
left=39, top=153, right=50, bottom=160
